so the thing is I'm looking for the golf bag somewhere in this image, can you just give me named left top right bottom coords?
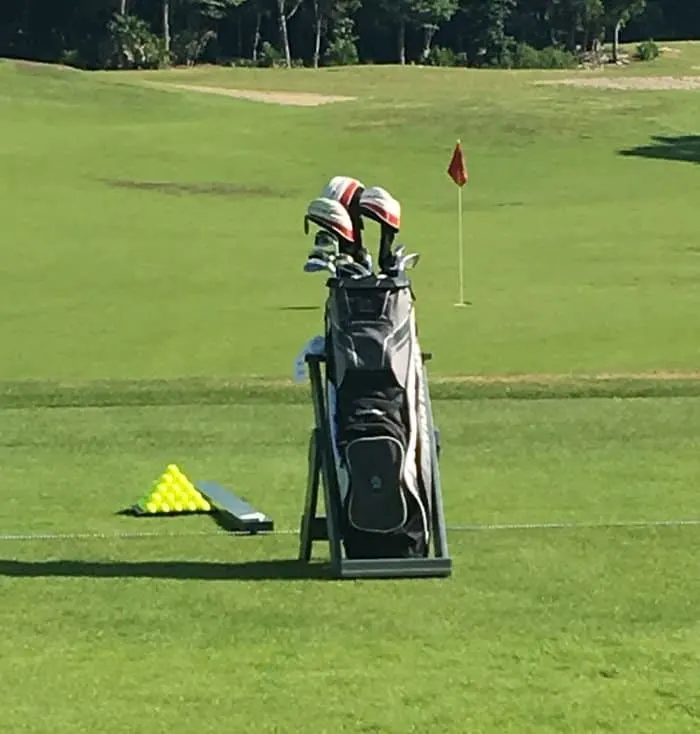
left=324, top=273, right=433, bottom=560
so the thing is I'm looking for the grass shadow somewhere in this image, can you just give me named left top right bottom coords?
left=275, top=305, right=320, bottom=312
left=0, top=558, right=333, bottom=581
left=100, top=179, right=289, bottom=198
left=619, top=135, right=700, bottom=164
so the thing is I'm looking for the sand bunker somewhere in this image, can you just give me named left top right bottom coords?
left=535, top=75, right=700, bottom=91
left=145, top=82, right=356, bottom=106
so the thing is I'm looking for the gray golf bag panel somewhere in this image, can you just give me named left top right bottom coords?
left=327, top=282, right=414, bottom=386
left=324, top=274, right=433, bottom=560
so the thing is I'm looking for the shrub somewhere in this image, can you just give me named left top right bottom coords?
left=258, top=41, right=284, bottom=68
left=324, top=16, right=359, bottom=67
left=324, top=38, right=359, bottom=66
left=228, top=57, right=258, bottom=68
left=508, top=42, right=576, bottom=69
left=537, top=45, right=577, bottom=69
left=426, top=45, right=456, bottom=66
left=636, top=39, right=660, bottom=62
left=171, top=29, right=216, bottom=67
left=59, top=49, right=82, bottom=68
left=104, top=14, right=170, bottom=70
left=424, top=46, right=468, bottom=67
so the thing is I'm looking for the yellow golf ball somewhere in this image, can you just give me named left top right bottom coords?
left=146, top=502, right=158, bottom=513
left=160, top=502, right=170, bottom=513
left=173, top=501, right=183, bottom=513
left=186, top=501, right=198, bottom=512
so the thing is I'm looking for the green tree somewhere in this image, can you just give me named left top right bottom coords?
left=378, top=0, right=412, bottom=63
left=276, top=0, right=304, bottom=67
left=380, top=0, right=458, bottom=64
left=577, top=0, right=605, bottom=52
left=312, top=0, right=361, bottom=68
left=604, top=0, right=645, bottom=61
left=459, top=0, right=516, bottom=67
left=412, top=0, right=459, bottom=60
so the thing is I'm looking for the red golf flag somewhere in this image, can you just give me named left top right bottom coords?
left=447, top=141, right=468, bottom=186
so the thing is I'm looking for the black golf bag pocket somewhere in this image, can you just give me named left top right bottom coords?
left=345, top=436, right=407, bottom=533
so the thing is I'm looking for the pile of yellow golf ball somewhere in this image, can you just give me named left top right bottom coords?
left=143, top=464, right=211, bottom=514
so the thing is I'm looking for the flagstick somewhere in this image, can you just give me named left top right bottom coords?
left=456, top=183, right=465, bottom=306
left=447, top=137, right=469, bottom=307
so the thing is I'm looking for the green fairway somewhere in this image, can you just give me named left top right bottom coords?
left=2, top=398, right=700, bottom=733
left=1, top=47, right=699, bottom=382
left=2, top=45, right=700, bottom=733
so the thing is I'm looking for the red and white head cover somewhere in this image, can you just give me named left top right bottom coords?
left=359, top=186, right=401, bottom=232
left=304, top=197, right=355, bottom=244
left=321, top=176, right=365, bottom=210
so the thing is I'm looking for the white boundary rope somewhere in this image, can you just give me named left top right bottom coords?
left=1, top=518, right=699, bottom=543
left=447, top=519, right=700, bottom=531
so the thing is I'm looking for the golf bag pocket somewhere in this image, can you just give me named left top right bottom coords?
left=345, top=436, right=407, bottom=533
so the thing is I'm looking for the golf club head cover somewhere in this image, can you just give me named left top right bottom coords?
left=321, top=176, right=367, bottom=261
left=304, top=197, right=355, bottom=250
left=359, top=187, right=401, bottom=273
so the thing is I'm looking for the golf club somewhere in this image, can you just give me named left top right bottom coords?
left=303, top=254, right=337, bottom=275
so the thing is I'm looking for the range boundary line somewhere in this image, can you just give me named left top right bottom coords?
left=1, top=519, right=699, bottom=543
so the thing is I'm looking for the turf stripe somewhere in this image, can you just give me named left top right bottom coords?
left=3, top=374, right=700, bottom=408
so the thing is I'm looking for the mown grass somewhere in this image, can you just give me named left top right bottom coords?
left=1, top=49, right=699, bottom=382
left=1, top=46, right=700, bottom=733
left=2, top=398, right=700, bottom=732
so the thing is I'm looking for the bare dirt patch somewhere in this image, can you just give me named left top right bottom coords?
left=143, top=81, right=356, bottom=106
left=535, top=75, right=700, bottom=91
left=103, top=179, right=287, bottom=198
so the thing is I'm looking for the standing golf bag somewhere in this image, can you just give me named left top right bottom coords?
left=324, top=272, right=433, bottom=560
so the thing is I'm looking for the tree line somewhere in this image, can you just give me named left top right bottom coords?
left=0, top=0, right=698, bottom=72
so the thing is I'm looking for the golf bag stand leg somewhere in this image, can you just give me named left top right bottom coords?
left=421, top=357, right=450, bottom=562
left=298, top=353, right=344, bottom=574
